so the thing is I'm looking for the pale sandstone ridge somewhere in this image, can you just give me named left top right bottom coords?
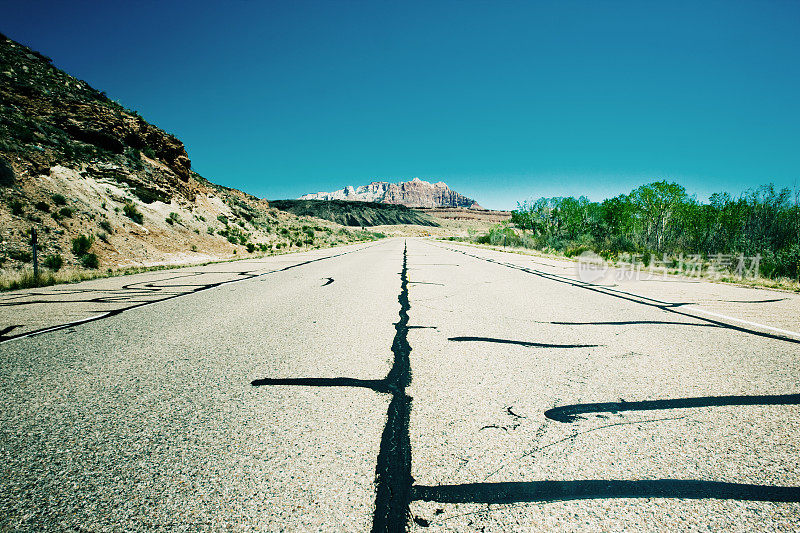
left=300, top=178, right=483, bottom=209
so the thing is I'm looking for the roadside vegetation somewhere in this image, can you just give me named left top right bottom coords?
left=463, top=181, right=800, bottom=286
left=0, top=226, right=385, bottom=291
left=1, top=200, right=386, bottom=291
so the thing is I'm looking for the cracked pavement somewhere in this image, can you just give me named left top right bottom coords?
left=1, top=238, right=799, bottom=531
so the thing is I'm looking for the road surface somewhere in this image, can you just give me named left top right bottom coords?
left=1, top=238, right=799, bottom=531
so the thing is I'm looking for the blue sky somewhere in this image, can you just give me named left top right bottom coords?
left=2, top=1, right=799, bottom=209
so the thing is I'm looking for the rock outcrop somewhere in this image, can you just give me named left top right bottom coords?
left=0, top=33, right=380, bottom=276
left=300, top=178, right=483, bottom=209
left=0, top=32, right=193, bottom=193
left=271, top=199, right=439, bottom=227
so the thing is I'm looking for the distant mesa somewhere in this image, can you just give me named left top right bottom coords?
left=300, top=178, right=484, bottom=209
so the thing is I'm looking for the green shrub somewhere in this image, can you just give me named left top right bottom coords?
left=8, top=249, right=31, bottom=262
left=607, top=234, right=636, bottom=254
left=221, top=224, right=249, bottom=245
left=51, top=194, right=67, bottom=206
left=34, top=201, right=50, bottom=212
left=8, top=199, right=24, bottom=216
left=80, top=253, right=99, bottom=269
left=760, top=245, right=800, bottom=279
left=124, top=147, right=143, bottom=170
left=5, top=270, right=56, bottom=290
left=773, top=245, right=800, bottom=279
left=98, top=219, right=113, bottom=233
left=217, top=215, right=228, bottom=224
left=72, top=234, right=94, bottom=256
left=246, top=243, right=256, bottom=253
left=43, top=254, right=63, bottom=271
left=123, top=203, right=143, bottom=224
left=564, top=245, right=592, bottom=258
left=142, top=146, right=156, bottom=159
left=476, top=225, right=523, bottom=248
left=59, top=207, right=73, bottom=218
left=166, top=212, right=181, bottom=225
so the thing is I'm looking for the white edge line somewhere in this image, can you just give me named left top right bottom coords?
left=684, top=306, right=800, bottom=340
left=0, top=245, right=379, bottom=345
left=443, top=241, right=800, bottom=340
left=0, top=312, right=112, bottom=344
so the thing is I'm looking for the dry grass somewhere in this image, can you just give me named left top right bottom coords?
left=0, top=232, right=385, bottom=292
left=0, top=268, right=98, bottom=291
left=437, top=238, right=800, bottom=294
left=716, top=275, right=800, bottom=293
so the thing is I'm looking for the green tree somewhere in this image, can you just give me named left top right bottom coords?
left=630, top=181, right=687, bottom=252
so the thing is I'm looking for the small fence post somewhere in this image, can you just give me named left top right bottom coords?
left=31, top=227, right=39, bottom=283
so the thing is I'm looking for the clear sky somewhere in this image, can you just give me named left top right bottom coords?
left=2, top=1, right=799, bottom=209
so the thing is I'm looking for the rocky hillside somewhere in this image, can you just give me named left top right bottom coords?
left=418, top=207, right=512, bottom=223
left=300, top=178, right=483, bottom=209
left=0, top=33, right=381, bottom=286
left=271, top=199, right=438, bottom=227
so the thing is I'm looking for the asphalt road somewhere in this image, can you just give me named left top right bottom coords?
left=1, top=237, right=799, bottom=531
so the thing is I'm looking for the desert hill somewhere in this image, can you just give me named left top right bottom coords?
left=0, top=32, right=380, bottom=285
left=270, top=199, right=439, bottom=227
